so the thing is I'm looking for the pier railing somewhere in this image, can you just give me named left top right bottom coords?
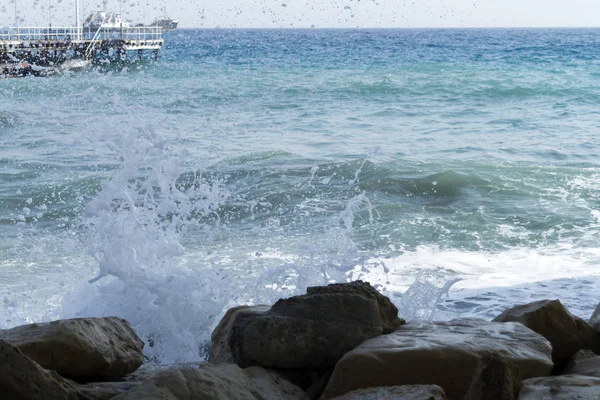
left=0, top=27, right=84, bottom=42
left=0, top=26, right=163, bottom=43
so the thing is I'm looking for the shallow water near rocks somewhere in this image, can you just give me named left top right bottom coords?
left=1, top=28, right=600, bottom=364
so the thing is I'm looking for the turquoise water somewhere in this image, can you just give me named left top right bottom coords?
left=2, top=29, right=600, bottom=362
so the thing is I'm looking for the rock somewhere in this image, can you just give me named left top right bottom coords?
left=463, top=354, right=522, bottom=400
left=276, top=369, right=332, bottom=400
left=519, top=375, right=600, bottom=399
left=111, top=363, right=309, bottom=400
left=328, top=385, right=447, bottom=399
left=0, top=339, right=83, bottom=400
left=591, top=303, right=600, bottom=331
left=210, top=281, right=403, bottom=370
left=563, top=350, right=600, bottom=378
left=321, top=319, right=553, bottom=400
left=306, top=281, right=405, bottom=333
left=0, top=317, right=144, bottom=381
left=209, top=305, right=270, bottom=364
left=493, top=299, right=600, bottom=372
left=77, top=381, right=138, bottom=400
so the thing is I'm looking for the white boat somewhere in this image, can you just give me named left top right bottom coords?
left=150, top=17, right=178, bottom=31
left=84, top=11, right=130, bottom=31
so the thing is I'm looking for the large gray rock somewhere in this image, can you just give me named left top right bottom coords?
left=210, top=305, right=270, bottom=364
left=0, top=317, right=144, bottom=381
left=563, top=350, right=600, bottom=378
left=591, top=303, right=600, bottom=331
left=493, top=299, right=600, bottom=372
left=519, top=375, right=600, bottom=399
left=306, top=281, right=405, bottom=333
left=328, top=385, right=447, bottom=400
left=0, top=339, right=83, bottom=400
left=210, top=281, right=404, bottom=370
left=77, top=382, right=139, bottom=400
left=322, top=319, right=553, bottom=400
left=111, top=363, right=309, bottom=400
left=463, top=354, right=522, bottom=400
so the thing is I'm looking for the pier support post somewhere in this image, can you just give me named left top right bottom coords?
left=153, top=49, right=158, bottom=61
left=138, top=49, right=143, bottom=62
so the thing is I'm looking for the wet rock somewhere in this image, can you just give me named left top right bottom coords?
left=306, top=280, right=405, bottom=333
left=321, top=319, right=553, bottom=400
left=463, top=354, right=522, bottom=400
left=111, top=363, right=309, bottom=400
left=209, top=305, right=270, bottom=364
left=210, top=281, right=403, bottom=370
left=563, top=349, right=600, bottom=377
left=0, top=339, right=83, bottom=400
left=591, top=303, right=600, bottom=331
left=276, top=368, right=333, bottom=400
left=519, top=375, right=600, bottom=399
left=493, top=299, right=600, bottom=372
left=0, top=317, right=145, bottom=381
left=77, top=381, right=138, bottom=400
left=328, top=385, right=447, bottom=399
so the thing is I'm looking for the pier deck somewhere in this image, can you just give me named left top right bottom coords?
left=1, top=26, right=164, bottom=71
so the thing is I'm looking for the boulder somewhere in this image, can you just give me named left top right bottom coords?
left=77, top=382, right=138, bottom=400
left=493, top=300, right=600, bottom=372
left=463, top=354, right=522, bottom=400
left=519, top=375, right=600, bottom=399
left=0, top=317, right=144, bottom=381
left=306, top=281, right=405, bottom=333
left=111, top=363, right=309, bottom=400
left=328, top=385, right=447, bottom=399
left=0, top=339, right=83, bottom=400
left=563, top=350, right=600, bottom=378
left=591, top=303, right=600, bottom=331
left=321, top=319, right=553, bottom=400
left=209, top=305, right=270, bottom=364
left=210, top=281, right=404, bottom=370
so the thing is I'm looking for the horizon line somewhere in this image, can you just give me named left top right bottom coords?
left=175, top=25, right=600, bottom=30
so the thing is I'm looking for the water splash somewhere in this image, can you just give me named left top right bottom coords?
left=66, top=130, right=229, bottom=363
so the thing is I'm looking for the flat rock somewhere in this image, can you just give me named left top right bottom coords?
left=321, top=319, right=553, bottom=400
left=111, top=363, right=309, bottom=400
left=77, top=381, right=138, bottom=400
left=493, top=299, right=600, bottom=372
left=591, top=303, right=600, bottom=332
left=0, top=339, right=82, bottom=400
left=0, top=317, right=144, bottom=381
left=519, top=375, right=600, bottom=399
left=563, top=349, right=600, bottom=378
left=210, top=281, right=404, bottom=370
left=328, top=385, right=447, bottom=400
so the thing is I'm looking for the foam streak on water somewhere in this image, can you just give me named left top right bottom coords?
left=2, top=29, right=600, bottom=362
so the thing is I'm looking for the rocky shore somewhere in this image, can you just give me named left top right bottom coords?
left=2, top=280, right=600, bottom=399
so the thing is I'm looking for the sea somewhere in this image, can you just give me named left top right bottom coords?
left=1, top=28, right=600, bottom=363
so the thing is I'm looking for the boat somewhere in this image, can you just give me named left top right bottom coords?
left=150, top=17, right=178, bottom=31
left=84, top=11, right=130, bottom=31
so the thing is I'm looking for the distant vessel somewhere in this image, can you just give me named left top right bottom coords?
left=150, top=6, right=178, bottom=31
left=150, top=17, right=178, bottom=31
left=84, top=11, right=130, bottom=31
left=83, top=0, right=130, bottom=31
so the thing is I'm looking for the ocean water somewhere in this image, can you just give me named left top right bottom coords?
left=2, top=28, right=600, bottom=363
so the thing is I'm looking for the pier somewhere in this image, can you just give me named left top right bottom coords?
left=1, top=26, right=164, bottom=76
